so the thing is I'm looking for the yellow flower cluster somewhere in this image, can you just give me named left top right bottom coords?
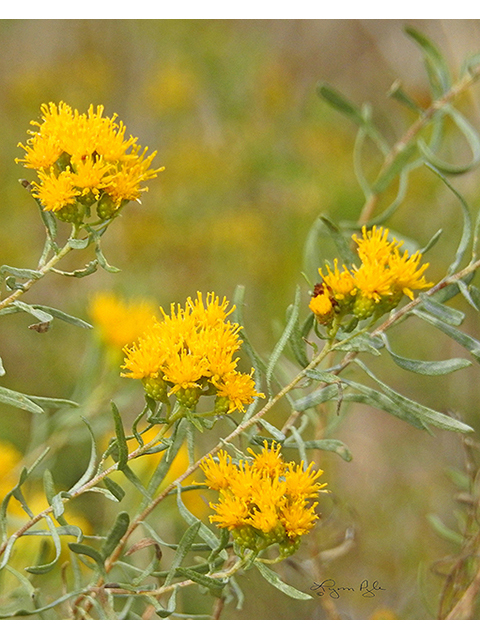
left=201, top=441, right=327, bottom=557
left=17, top=102, right=163, bottom=224
left=121, top=292, right=264, bottom=413
left=309, top=226, right=433, bottom=329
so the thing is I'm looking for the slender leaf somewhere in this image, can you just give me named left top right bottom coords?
left=405, top=26, right=451, bottom=95
left=0, top=265, right=42, bottom=281
left=419, top=106, right=480, bottom=175
left=418, top=295, right=465, bottom=326
left=372, top=142, right=417, bottom=193
left=103, top=477, right=126, bottom=502
left=413, top=308, right=480, bottom=363
left=0, top=386, right=44, bottom=414
left=11, top=301, right=53, bottom=323
left=381, top=333, right=471, bottom=375
left=253, top=418, right=285, bottom=441
left=101, top=512, right=130, bottom=559
left=25, top=515, right=62, bottom=575
left=425, top=163, right=472, bottom=274
left=266, top=286, right=301, bottom=394
left=292, top=384, right=338, bottom=412
left=427, top=514, right=463, bottom=545
left=317, top=83, right=365, bottom=127
left=175, top=483, right=222, bottom=553
left=348, top=360, right=473, bottom=433
left=111, top=401, right=129, bottom=470
left=320, top=216, right=357, bottom=266
left=0, top=356, right=5, bottom=377
left=255, top=562, right=312, bottom=600
left=164, top=521, right=201, bottom=587
left=68, top=542, right=105, bottom=574
left=26, top=394, right=78, bottom=409
left=282, top=438, right=353, bottom=462
left=176, top=566, right=226, bottom=596
left=32, top=305, right=93, bottom=329
left=69, top=418, right=97, bottom=493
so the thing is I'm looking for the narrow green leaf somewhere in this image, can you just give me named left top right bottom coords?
left=425, top=164, right=472, bottom=274
left=26, top=394, right=78, bottom=409
left=11, top=300, right=53, bottom=323
left=69, top=418, right=97, bottom=493
left=68, top=237, right=90, bottom=250
left=349, top=360, right=474, bottom=433
left=418, top=296, right=465, bottom=326
left=419, top=229, right=443, bottom=255
left=0, top=386, right=44, bottom=414
left=0, top=265, right=42, bottom=281
left=253, top=419, right=285, bottom=441
left=101, top=512, right=130, bottom=559
left=287, top=303, right=310, bottom=369
left=103, top=477, right=126, bottom=502
left=388, top=79, right=424, bottom=114
left=292, top=384, right=338, bottom=412
left=175, top=483, right=222, bottom=553
left=413, top=308, right=480, bottom=362
left=427, top=513, right=463, bottom=545
left=95, top=242, right=120, bottom=273
left=255, top=562, right=312, bottom=600
left=266, top=286, right=302, bottom=394
left=332, top=333, right=382, bottom=355
left=372, top=142, right=417, bottom=194
left=381, top=334, right=471, bottom=375
left=142, top=421, right=187, bottom=505
left=0, top=588, right=86, bottom=619
left=283, top=438, right=353, bottom=462
left=111, top=401, right=128, bottom=470
left=4, top=565, right=36, bottom=598
left=405, top=26, right=451, bottom=95
left=320, top=216, right=357, bottom=266
left=305, top=370, right=341, bottom=384
left=164, top=521, right=201, bottom=587
left=31, top=305, right=93, bottom=329
left=155, top=587, right=178, bottom=619
left=419, top=106, right=480, bottom=175
left=121, top=465, right=150, bottom=499
left=68, top=542, right=105, bottom=574
left=176, top=566, right=226, bottom=595
left=317, top=83, right=365, bottom=127
left=25, top=515, right=62, bottom=574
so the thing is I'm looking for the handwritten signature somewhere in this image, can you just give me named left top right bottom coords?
left=311, top=579, right=386, bottom=599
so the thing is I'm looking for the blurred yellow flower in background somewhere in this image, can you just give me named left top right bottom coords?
left=89, top=292, right=158, bottom=357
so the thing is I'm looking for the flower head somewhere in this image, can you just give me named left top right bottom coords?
left=17, top=101, right=163, bottom=223
left=121, top=292, right=264, bottom=414
left=201, top=441, right=327, bottom=557
left=310, top=226, right=433, bottom=329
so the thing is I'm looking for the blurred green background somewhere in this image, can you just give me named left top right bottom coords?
left=1, top=19, right=480, bottom=619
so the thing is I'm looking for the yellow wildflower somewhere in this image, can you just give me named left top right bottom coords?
left=121, top=292, right=263, bottom=414
left=309, top=292, right=333, bottom=318
left=212, top=369, right=264, bottom=414
left=352, top=225, right=400, bottom=265
left=17, top=101, right=163, bottom=221
left=31, top=167, right=78, bottom=213
left=248, top=440, right=285, bottom=477
left=388, top=248, right=433, bottom=300
left=321, top=259, right=357, bottom=301
left=201, top=441, right=326, bottom=557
